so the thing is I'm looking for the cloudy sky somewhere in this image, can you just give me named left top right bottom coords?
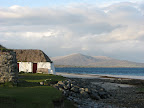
left=0, top=0, right=144, bottom=63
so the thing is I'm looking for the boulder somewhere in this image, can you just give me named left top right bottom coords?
left=79, top=88, right=85, bottom=92
left=71, top=86, right=80, bottom=93
left=90, top=92, right=100, bottom=100
left=58, top=81, right=64, bottom=85
left=85, top=88, right=90, bottom=93
left=98, top=91, right=109, bottom=99
left=80, top=91, right=89, bottom=98
left=40, top=81, right=44, bottom=85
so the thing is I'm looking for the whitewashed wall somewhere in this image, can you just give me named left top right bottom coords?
left=51, top=63, right=56, bottom=74
left=18, top=62, right=33, bottom=72
left=37, top=62, right=55, bottom=74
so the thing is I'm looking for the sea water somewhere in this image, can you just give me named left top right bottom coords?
left=56, top=67, right=144, bottom=79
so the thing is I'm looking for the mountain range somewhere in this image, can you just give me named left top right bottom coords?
left=51, top=53, right=144, bottom=67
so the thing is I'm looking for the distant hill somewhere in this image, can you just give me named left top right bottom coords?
left=51, top=53, right=144, bottom=67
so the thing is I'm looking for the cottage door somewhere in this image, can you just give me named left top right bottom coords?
left=17, top=63, right=19, bottom=72
left=33, top=63, right=37, bottom=73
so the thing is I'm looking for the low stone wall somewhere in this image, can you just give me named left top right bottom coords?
left=37, top=68, right=49, bottom=74
left=0, top=51, right=18, bottom=83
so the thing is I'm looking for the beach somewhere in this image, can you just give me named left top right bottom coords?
left=56, top=72, right=144, bottom=80
left=56, top=72, right=144, bottom=108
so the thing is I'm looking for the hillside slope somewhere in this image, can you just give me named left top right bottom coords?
left=51, top=53, right=144, bottom=67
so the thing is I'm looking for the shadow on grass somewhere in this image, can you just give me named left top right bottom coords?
left=0, top=96, right=16, bottom=108
left=17, top=80, right=40, bottom=87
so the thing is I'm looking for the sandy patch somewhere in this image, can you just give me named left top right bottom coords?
left=56, top=72, right=101, bottom=79
left=56, top=72, right=144, bottom=80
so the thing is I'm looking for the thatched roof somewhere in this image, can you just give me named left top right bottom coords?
left=14, top=49, right=52, bottom=63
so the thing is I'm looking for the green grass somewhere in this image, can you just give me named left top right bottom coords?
left=0, top=86, right=62, bottom=108
left=19, top=73, right=65, bottom=82
left=0, top=73, right=76, bottom=108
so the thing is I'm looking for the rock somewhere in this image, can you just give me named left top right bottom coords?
left=58, top=84, right=64, bottom=89
left=71, top=92, right=77, bottom=97
left=81, top=91, right=89, bottom=98
left=58, top=81, right=64, bottom=85
left=63, top=80, right=68, bottom=85
left=79, top=88, right=85, bottom=92
left=80, top=89, right=85, bottom=94
left=98, top=91, right=109, bottom=99
left=64, top=85, right=69, bottom=90
left=63, top=90, right=69, bottom=97
left=40, top=81, right=44, bottom=85
left=59, top=88, right=64, bottom=92
left=7, top=55, right=13, bottom=60
left=85, top=88, right=90, bottom=93
left=70, top=83, right=74, bottom=88
left=73, top=98, right=82, bottom=104
left=71, top=81, right=77, bottom=85
left=90, top=92, right=100, bottom=100
left=71, top=86, right=80, bottom=93
left=67, top=83, right=71, bottom=89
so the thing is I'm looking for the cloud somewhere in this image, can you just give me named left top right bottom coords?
left=0, top=2, right=144, bottom=62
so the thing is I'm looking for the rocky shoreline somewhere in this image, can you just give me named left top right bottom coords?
left=52, top=78, right=111, bottom=108
left=51, top=76, right=144, bottom=108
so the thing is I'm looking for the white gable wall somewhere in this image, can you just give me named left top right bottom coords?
left=37, top=62, right=55, bottom=74
left=51, top=63, right=56, bottom=74
left=18, top=62, right=33, bottom=72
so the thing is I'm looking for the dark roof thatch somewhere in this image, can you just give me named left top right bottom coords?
left=14, top=49, right=52, bottom=63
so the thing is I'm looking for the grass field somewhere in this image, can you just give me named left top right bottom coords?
left=0, top=73, right=75, bottom=108
left=19, top=73, right=65, bottom=82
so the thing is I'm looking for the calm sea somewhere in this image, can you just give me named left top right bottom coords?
left=56, top=67, right=144, bottom=76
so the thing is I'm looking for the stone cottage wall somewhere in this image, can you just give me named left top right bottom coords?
left=0, top=51, right=18, bottom=83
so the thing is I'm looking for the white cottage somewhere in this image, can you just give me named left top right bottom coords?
left=14, top=49, right=55, bottom=74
